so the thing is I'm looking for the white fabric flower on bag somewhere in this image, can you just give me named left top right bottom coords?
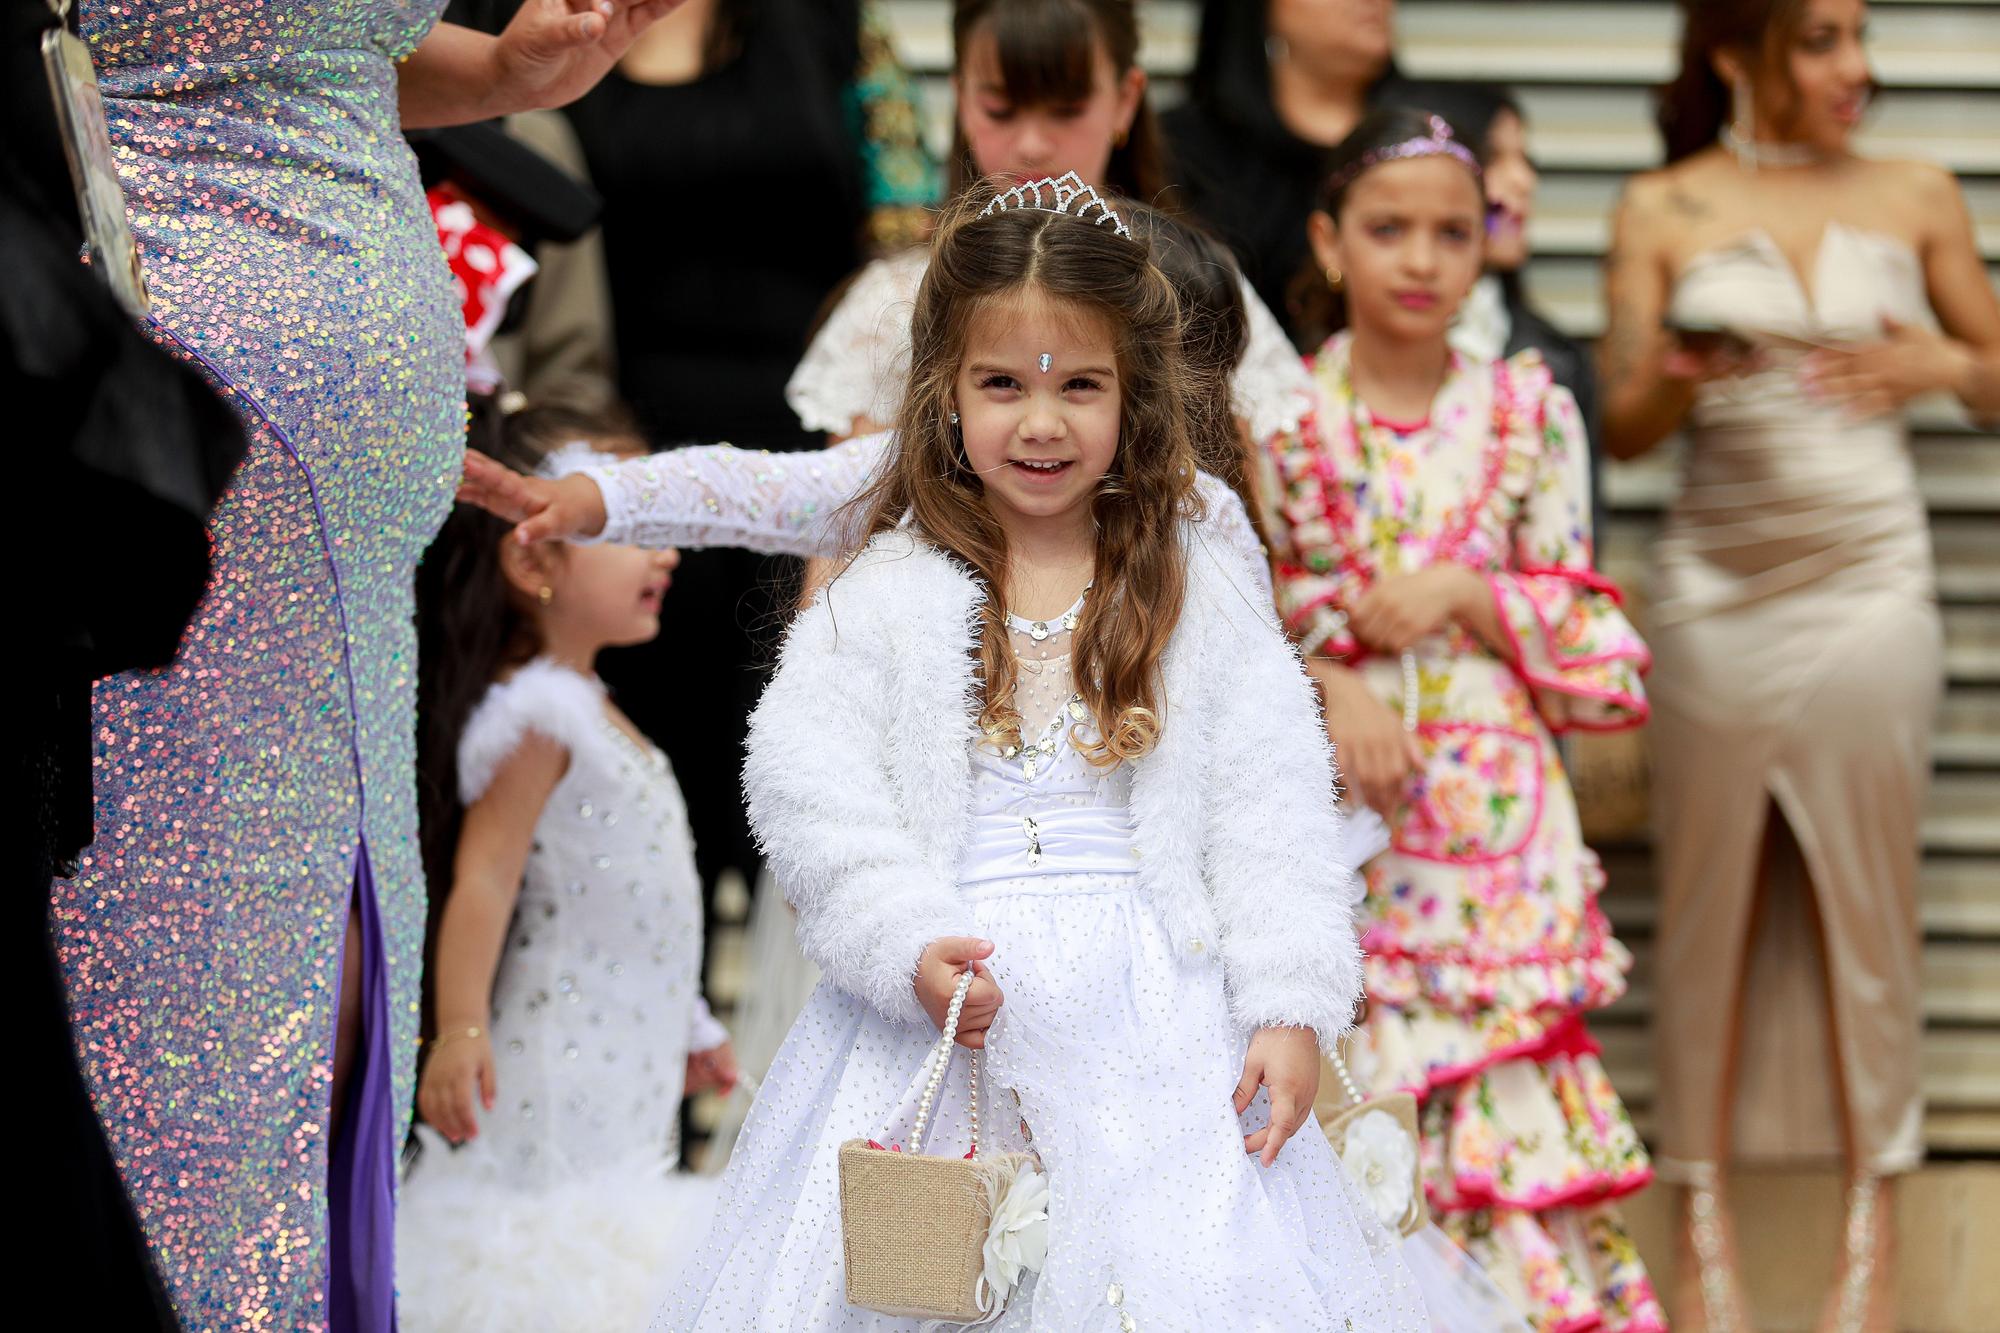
left=981, top=1164, right=1051, bottom=1303
left=1338, top=1109, right=1419, bottom=1228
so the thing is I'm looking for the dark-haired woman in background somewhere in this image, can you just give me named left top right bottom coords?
left=1164, top=0, right=1403, bottom=347
left=1600, top=1, right=2000, bottom=1327
left=558, top=0, right=938, bottom=901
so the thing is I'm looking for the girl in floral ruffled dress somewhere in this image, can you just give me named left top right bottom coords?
left=1256, top=107, right=1666, bottom=1333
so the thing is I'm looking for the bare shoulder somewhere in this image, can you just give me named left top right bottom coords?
left=1615, top=155, right=1725, bottom=245
left=1851, top=156, right=1965, bottom=249
left=1861, top=155, right=1957, bottom=199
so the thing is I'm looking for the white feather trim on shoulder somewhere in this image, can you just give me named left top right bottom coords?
left=456, top=658, right=608, bottom=804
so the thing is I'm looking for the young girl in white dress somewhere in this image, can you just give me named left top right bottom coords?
left=396, top=405, right=738, bottom=1332
left=790, top=0, right=1314, bottom=449
left=670, top=182, right=1424, bottom=1329
left=457, top=195, right=1536, bottom=1331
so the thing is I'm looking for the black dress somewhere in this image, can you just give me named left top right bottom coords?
left=1165, top=75, right=1446, bottom=352
left=564, top=2, right=871, bottom=892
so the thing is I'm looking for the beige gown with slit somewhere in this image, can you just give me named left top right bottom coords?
left=1650, top=223, right=1942, bottom=1178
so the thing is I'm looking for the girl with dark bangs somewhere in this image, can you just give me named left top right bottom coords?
left=788, top=0, right=1317, bottom=454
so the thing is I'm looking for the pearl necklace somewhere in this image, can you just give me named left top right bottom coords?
left=1721, top=123, right=1824, bottom=171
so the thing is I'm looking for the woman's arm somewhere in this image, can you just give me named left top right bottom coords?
left=1598, top=175, right=1702, bottom=459
left=417, top=734, right=569, bottom=1142
left=1802, top=163, right=2000, bottom=422
left=457, top=434, right=889, bottom=552
left=399, top=1, right=683, bottom=130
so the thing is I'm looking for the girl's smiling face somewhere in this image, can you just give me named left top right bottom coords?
left=953, top=287, right=1122, bottom=538
left=1312, top=155, right=1487, bottom=344
left=954, top=23, right=1144, bottom=187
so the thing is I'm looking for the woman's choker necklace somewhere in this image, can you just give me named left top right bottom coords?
left=1721, top=123, right=1825, bottom=170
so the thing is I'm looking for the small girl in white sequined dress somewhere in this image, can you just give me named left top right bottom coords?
left=395, top=403, right=737, bottom=1333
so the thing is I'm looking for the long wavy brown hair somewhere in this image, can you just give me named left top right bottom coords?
left=848, top=185, right=1198, bottom=765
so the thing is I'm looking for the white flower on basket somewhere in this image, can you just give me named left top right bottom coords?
left=1337, top=1109, right=1418, bottom=1228
left=981, top=1163, right=1051, bottom=1304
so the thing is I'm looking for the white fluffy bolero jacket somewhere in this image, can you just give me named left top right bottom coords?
left=745, top=525, right=1372, bottom=1042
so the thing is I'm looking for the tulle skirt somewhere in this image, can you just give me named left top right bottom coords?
left=397, top=1134, right=719, bottom=1332
left=654, top=870, right=1429, bottom=1331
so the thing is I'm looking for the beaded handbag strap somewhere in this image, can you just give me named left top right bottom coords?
left=910, top=971, right=982, bottom=1157
left=1329, top=1044, right=1369, bottom=1109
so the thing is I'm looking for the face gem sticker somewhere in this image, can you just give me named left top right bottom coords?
left=1038, top=353, right=1053, bottom=374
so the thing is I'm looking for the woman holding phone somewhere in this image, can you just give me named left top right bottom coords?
left=1599, top=1, right=2000, bottom=1328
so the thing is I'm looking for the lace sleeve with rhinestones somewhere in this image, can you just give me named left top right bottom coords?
left=577, top=435, right=889, bottom=556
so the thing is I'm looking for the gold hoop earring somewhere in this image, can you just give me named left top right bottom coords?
left=1324, top=264, right=1343, bottom=291
left=537, top=585, right=553, bottom=606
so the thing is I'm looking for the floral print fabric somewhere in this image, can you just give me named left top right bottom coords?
left=1260, top=335, right=1663, bottom=1332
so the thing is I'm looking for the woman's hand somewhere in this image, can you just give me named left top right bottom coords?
left=686, top=1040, right=741, bottom=1098
left=491, top=0, right=686, bottom=113
left=417, top=1029, right=496, bottom=1145
left=1802, top=317, right=1966, bottom=418
left=1660, top=334, right=1764, bottom=385
left=1314, top=663, right=1422, bottom=817
left=1236, top=1026, right=1322, bottom=1167
left=458, top=449, right=608, bottom=543
left=915, top=937, right=1004, bottom=1049
left=1348, top=565, right=1482, bottom=655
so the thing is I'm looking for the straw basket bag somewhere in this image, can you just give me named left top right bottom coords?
left=1317, top=1045, right=1427, bottom=1237
left=839, top=972, right=1046, bottom=1326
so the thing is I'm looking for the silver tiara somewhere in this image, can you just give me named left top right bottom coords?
left=977, top=171, right=1132, bottom=239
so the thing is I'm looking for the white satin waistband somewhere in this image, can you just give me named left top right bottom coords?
left=956, top=805, right=1140, bottom=887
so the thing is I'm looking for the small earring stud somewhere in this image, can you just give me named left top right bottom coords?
left=949, top=411, right=960, bottom=426
left=537, top=586, right=553, bottom=605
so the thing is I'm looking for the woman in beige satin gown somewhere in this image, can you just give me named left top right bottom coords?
left=1599, top=2, right=2000, bottom=1329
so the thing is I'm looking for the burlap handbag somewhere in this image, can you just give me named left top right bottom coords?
left=1317, top=1045, right=1427, bottom=1237
left=839, top=972, right=1037, bottom=1325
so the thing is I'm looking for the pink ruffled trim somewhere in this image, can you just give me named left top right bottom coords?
left=1436, top=1162, right=1656, bottom=1216
left=1487, top=570, right=1654, bottom=673
left=1526, top=1300, right=1670, bottom=1333
left=1484, top=574, right=1650, bottom=731
left=1380, top=1011, right=1605, bottom=1101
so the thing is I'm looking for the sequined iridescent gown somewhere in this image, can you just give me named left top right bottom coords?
left=50, top=2, right=462, bottom=1328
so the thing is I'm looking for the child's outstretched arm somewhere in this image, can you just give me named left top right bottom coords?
left=418, top=734, right=569, bottom=1144
left=742, top=576, right=992, bottom=1035
left=457, top=435, right=889, bottom=554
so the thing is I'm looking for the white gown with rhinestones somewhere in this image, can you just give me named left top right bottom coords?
left=395, top=660, right=726, bottom=1332
left=652, top=604, right=1429, bottom=1332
